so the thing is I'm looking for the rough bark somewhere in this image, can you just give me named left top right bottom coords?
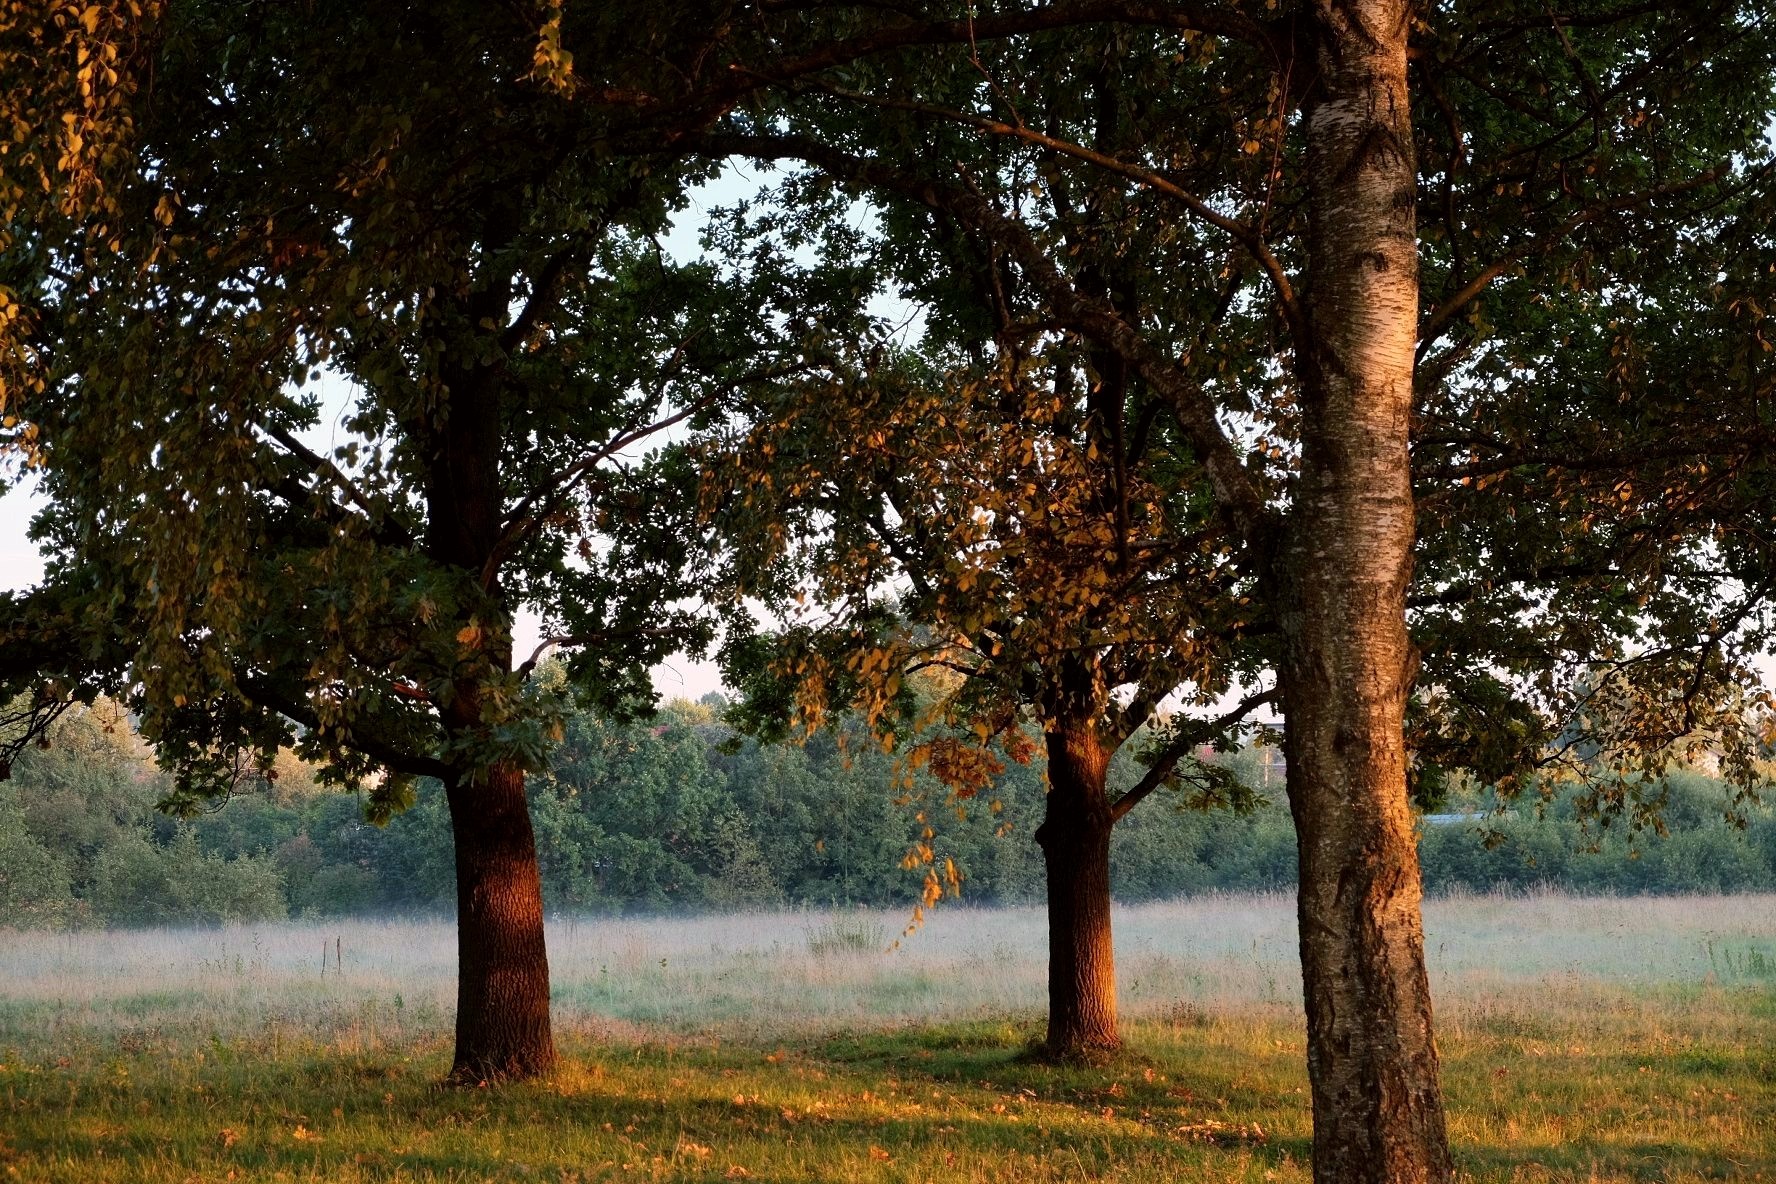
left=444, top=757, right=558, bottom=1082
left=1034, top=715, right=1119, bottom=1059
left=425, top=241, right=557, bottom=1082
left=1279, top=2, right=1452, bottom=1181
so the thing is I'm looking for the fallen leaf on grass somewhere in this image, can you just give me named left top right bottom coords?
left=1172, top=1119, right=1267, bottom=1146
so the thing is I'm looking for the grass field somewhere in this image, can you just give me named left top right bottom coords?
left=1, top=892, right=1772, bottom=1182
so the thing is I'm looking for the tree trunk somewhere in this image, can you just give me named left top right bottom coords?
left=1034, top=716, right=1119, bottom=1059
left=425, top=222, right=556, bottom=1083
left=443, top=758, right=557, bottom=1082
left=1280, top=3, right=1452, bottom=1181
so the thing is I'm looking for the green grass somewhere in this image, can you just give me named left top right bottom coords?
left=1, top=893, right=1773, bottom=1181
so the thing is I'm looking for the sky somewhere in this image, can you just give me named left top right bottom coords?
left=0, top=480, right=44, bottom=590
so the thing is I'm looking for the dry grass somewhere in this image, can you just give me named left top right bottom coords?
left=0, top=892, right=1771, bottom=1181
left=4, top=891, right=1769, bottom=1038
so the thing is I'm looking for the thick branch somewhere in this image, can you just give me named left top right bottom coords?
left=499, top=240, right=599, bottom=356
left=237, top=673, right=450, bottom=781
left=1109, top=686, right=1277, bottom=822
left=260, top=420, right=416, bottom=548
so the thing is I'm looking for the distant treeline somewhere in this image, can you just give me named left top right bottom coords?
left=1, top=701, right=1771, bottom=928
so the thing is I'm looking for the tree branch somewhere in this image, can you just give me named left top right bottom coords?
left=622, top=1, right=1278, bottom=123
left=796, top=79, right=1307, bottom=342
left=259, top=419, right=415, bottom=548
left=488, top=375, right=733, bottom=588
left=1418, top=162, right=1742, bottom=351
left=514, top=626, right=687, bottom=680
left=237, top=673, right=450, bottom=781
left=686, top=130, right=1279, bottom=548
left=1109, top=686, right=1277, bottom=822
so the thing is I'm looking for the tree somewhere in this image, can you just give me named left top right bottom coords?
left=675, top=1, right=1775, bottom=1176
left=7, top=0, right=1771, bottom=1164
left=4, top=0, right=1160, bottom=1075
left=697, top=24, right=1294, bottom=1058
left=711, top=339, right=1272, bottom=1056
left=676, top=10, right=1447, bottom=1162
left=0, top=789, right=77, bottom=928
left=0, top=0, right=857, bottom=1081
left=528, top=704, right=780, bottom=911
left=1409, top=55, right=1776, bottom=826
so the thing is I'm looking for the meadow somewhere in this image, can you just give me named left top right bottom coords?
left=0, top=892, right=1771, bottom=1182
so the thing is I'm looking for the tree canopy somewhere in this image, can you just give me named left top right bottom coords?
left=0, top=0, right=870, bottom=1081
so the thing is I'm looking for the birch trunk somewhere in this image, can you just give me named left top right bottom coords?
left=1281, top=2, right=1452, bottom=1180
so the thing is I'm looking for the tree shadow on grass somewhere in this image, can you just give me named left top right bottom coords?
left=5, top=1024, right=1322, bottom=1182
left=1457, top=1139, right=1766, bottom=1182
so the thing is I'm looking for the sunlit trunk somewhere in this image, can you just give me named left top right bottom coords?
left=426, top=248, right=556, bottom=1082
left=443, top=757, right=557, bottom=1082
left=1281, top=2, right=1452, bottom=1180
left=1035, top=716, right=1119, bottom=1059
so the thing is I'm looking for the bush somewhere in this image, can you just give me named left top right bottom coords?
left=1416, top=776, right=1776, bottom=897
left=90, top=829, right=287, bottom=926
left=804, top=912, right=887, bottom=956
left=9, top=698, right=1776, bottom=928
left=292, top=863, right=382, bottom=917
left=0, top=799, right=79, bottom=929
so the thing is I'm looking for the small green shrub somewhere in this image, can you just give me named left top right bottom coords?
left=804, top=912, right=886, bottom=956
left=1705, top=939, right=1776, bottom=982
left=0, top=802, right=79, bottom=929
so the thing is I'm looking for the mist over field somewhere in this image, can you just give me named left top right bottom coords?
left=3, top=893, right=1772, bottom=1182
left=7, top=893, right=1772, bottom=1039
left=8, top=703, right=1776, bottom=937
left=5, top=683, right=1774, bottom=1181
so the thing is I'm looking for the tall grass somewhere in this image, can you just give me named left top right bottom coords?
left=4, top=891, right=1770, bottom=1044
left=0, top=892, right=1770, bottom=1182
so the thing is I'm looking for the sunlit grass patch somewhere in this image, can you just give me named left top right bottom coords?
left=0, top=1020, right=1317, bottom=1183
left=3, top=1000, right=1766, bottom=1182
left=1, top=892, right=1773, bottom=1181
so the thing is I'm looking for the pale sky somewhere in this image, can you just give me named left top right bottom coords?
left=0, top=480, right=45, bottom=591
